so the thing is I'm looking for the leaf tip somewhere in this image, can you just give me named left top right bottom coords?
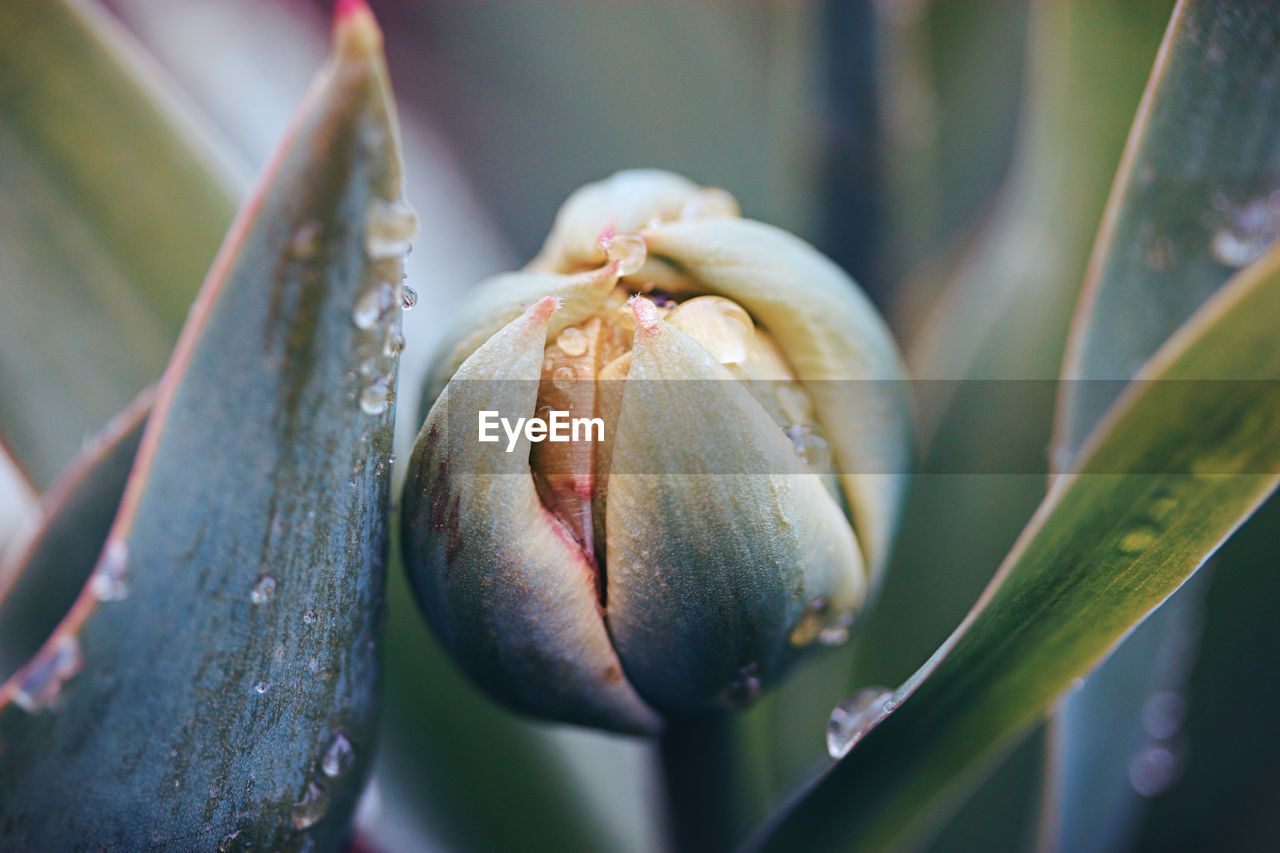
left=332, top=0, right=382, bottom=60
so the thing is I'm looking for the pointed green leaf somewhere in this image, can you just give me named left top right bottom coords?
left=755, top=242, right=1280, bottom=851
left=0, top=6, right=406, bottom=846
left=1045, top=2, right=1280, bottom=846
left=0, top=0, right=241, bottom=486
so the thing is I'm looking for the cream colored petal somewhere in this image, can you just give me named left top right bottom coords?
left=605, top=300, right=865, bottom=715
left=529, top=170, right=708, bottom=272
left=402, top=298, right=661, bottom=734
left=642, top=218, right=912, bottom=580
left=421, top=265, right=619, bottom=412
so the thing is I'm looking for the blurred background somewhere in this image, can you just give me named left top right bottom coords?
left=9, top=0, right=1278, bottom=850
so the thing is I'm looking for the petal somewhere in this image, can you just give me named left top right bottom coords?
left=402, top=298, right=661, bottom=734
left=642, top=218, right=913, bottom=579
left=604, top=299, right=865, bottom=715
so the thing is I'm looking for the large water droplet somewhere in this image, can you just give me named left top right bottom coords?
left=359, top=378, right=392, bottom=415
left=91, top=539, right=129, bottom=601
left=14, top=636, right=83, bottom=713
left=365, top=199, right=418, bottom=260
left=321, top=731, right=357, bottom=778
left=291, top=781, right=331, bottom=830
left=250, top=574, right=277, bottom=606
left=827, top=687, right=895, bottom=759
left=725, top=662, right=762, bottom=708
left=666, top=295, right=754, bottom=364
left=556, top=326, right=589, bottom=357
left=603, top=231, right=647, bottom=276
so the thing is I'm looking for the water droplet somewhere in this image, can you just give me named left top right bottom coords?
left=552, top=366, right=577, bottom=392
left=785, top=425, right=833, bottom=472
left=383, top=329, right=406, bottom=357
left=820, top=612, right=855, bottom=648
left=359, top=378, right=392, bottom=415
left=303, top=609, right=317, bottom=625
left=321, top=731, right=357, bottom=778
left=680, top=187, right=740, bottom=220
left=400, top=285, right=418, bottom=311
left=14, top=636, right=82, bottom=713
left=1118, top=526, right=1159, bottom=554
left=250, top=574, right=277, bottom=606
left=789, top=598, right=829, bottom=647
left=353, top=281, right=395, bottom=330
left=364, top=199, right=418, bottom=260
left=91, top=539, right=129, bottom=601
left=556, top=326, right=589, bottom=357
left=1210, top=192, right=1280, bottom=268
left=774, top=383, right=814, bottom=425
left=725, top=662, right=762, bottom=708
left=602, top=231, right=647, bottom=276
left=253, top=680, right=270, bottom=695
left=1129, top=744, right=1181, bottom=797
left=290, top=220, right=323, bottom=259
left=666, top=296, right=754, bottom=364
left=1141, top=690, right=1187, bottom=740
left=291, top=781, right=331, bottom=830
left=1143, top=236, right=1175, bottom=271
left=827, top=687, right=895, bottom=759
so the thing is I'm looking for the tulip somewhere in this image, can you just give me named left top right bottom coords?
left=402, top=170, right=911, bottom=733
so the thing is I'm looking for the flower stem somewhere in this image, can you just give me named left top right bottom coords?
left=659, top=711, right=740, bottom=853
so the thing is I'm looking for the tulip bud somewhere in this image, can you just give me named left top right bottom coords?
left=402, top=170, right=910, bottom=733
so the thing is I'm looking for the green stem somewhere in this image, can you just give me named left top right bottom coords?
left=659, top=712, right=740, bottom=853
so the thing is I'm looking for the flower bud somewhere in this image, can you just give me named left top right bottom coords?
left=402, top=170, right=910, bottom=733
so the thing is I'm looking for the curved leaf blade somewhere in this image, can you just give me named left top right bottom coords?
left=755, top=242, right=1280, bottom=851
left=0, top=0, right=241, bottom=486
left=0, top=6, right=405, bottom=847
left=1045, top=1, right=1280, bottom=846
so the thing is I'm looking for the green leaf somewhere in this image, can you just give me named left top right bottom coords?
left=754, top=242, right=1280, bottom=851
left=0, top=7, right=405, bottom=846
left=0, top=0, right=241, bottom=487
left=1044, top=1, right=1280, bottom=846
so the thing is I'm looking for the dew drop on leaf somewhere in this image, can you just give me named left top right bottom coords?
left=90, top=539, right=129, bottom=601
left=250, top=575, right=277, bottom=606
left=289, top=220, right=323, bottom=260
left=552, top=366, right=577, bottom=392
left=321, top=731, right=357, bottom=778
left=1128, top=743, right=1181, bottom=797
left=352, top=281, right=395, bottom=330
left=383, top=329, right=406, bottom=357
left=291, top=781, right=331, bottom=830
left=364, top=199, right=418, bottom=260
left=359, top=378, right=392, bottom=416
left=725, top=662, right=762, bottom=708
left=14, top=636, right=82, bottom=713
left=827, top=687, right=895, bottom=759
left=399, top=284, right=418, bottom=311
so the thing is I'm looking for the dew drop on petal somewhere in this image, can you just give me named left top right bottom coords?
left=353, top=281, right=395, bottom=330
left=253, top=680, right=270, bottom=695
left=827, top=687, right=895, bottom=759
left=555, top=326, right=589, bottom=357
left=291, top=781, right=331, bottom=830
left=788, top=597, right=829, bottom=647
left=321, top=731, right=357, bottom=778
left=364, top=199, right=418, bottom=260
left=250, top=575, right=277, bottom=606
left=603, top=231, right=647, bottom=276
left=14, top=636, right=83, bottom=713
left=552, top=366, right=577, bottom=392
